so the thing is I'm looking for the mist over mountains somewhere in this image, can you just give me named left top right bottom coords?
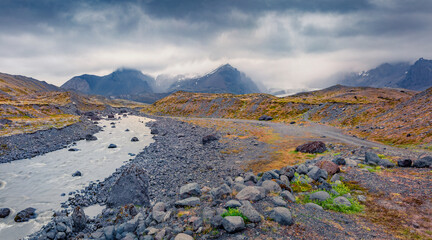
left=339, top=58, right=432, bottom=91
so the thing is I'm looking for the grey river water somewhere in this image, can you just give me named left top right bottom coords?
left=0, top=115, right=154, bottom=239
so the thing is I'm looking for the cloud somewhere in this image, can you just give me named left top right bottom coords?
left=0, top=0, right=432, bottom=89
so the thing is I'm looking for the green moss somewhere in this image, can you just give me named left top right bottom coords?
left=221, top=208, right=249, bottom=222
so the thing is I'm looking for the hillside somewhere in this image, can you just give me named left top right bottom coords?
left=0, top=72, right=146, bottom=136
left=168, top=64, right=260, bottom=94
left=142, top=85, right=432, bottom=147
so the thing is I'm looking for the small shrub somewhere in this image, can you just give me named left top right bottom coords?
left=222, top=208, right=249, bottom=222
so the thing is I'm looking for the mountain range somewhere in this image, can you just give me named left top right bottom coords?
left=61, top=64, right=261, bottom=103
left=339, top=58, right=432, bottom=91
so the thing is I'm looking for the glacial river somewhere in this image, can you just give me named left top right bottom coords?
left=0, top=115, right=154, bottom=240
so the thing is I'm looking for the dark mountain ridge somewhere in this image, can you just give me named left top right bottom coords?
left=339, top=58, right=432, bottom=91
left=168, top=64, right=260, bottom=94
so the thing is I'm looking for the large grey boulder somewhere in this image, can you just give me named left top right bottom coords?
left=269, top=207, right=294, bottom=226
left=14, top=207, right=36, bottom=222
left=333, top=196, right=351, bottom=207
left=280, top=191, right=296, bottom=203
left=261, top=180, right=281, bottom=193
left=309, top=191, right=330, bottom=202
left=179, top=183, right=201, bottom=199
left=244, top=172, right=258, bottom=183
left=104, top=164, right=150, bottom=208
left=261, top=170, right=279, bottom=181
left=175, top=197, right=200, bottom=208
left=239, top=201, right=261, bottom=223
left=225, top=200, right=242, bottom=209
left=0, top=208, right=10, bottom=218
left=236, top=186, right=265, bottom=201
left=378, top=158, right=395, bottom=168
left=305, top=202, right=323, bottom=210
left=222, top=216, right=245, bottom=233
left=210, top=183, right=231, bottom=199
left=71, top=206, right=86, bottom=232
left=413, top=156, right=432, bottom=168
left=296, top=164, right=308, bottom=175
left=175, top=233, right=194, bottom=240
left=307, top=167, right=328, bottom=181
left=272, top=196, right=287, bottom=207
left=365, top=152, right=380, bottom=165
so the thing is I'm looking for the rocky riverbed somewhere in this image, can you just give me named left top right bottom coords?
left=3, top=113, right=432, bottom=239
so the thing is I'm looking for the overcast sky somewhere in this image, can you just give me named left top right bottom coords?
left=1, top=0, right=431, bottom=89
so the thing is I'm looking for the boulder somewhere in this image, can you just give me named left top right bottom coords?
left=379, top=158, right=396, bottom=168
left=150, top=129, right=159, bottom=135
left=280, top=191, right=296, bottom=203
left=14, top=207, right=36, bottom=222
left=309, top=191, right=330, bottom=202
left=397, top=159, right=412, bottom=167
left=131, top=137, right=139, bottom=142
left=72, top=171, right=82, bottom=177
left=272, top=196, right=287, bottom=207
left=239, top=201, right=261, bottom=223
left=296, top=141, right=327, bottom=153
left=261, top=180, right=281, bottom=193
left=413, top=156, right=432, bottom=168
left=307, top=167, right=328, bottom=181
left=333, top=196, right=351, bottom=207
left=236, top=186, right=265, bottom=201
left=68, top=148, right=79, bottom=152
left=222, top=216, right=245, bottom=233
left=225, top=200, right=242, bottom=209
left=296, top=164, right=308, bottom=175
left=175, top=197, right=200, bottom=208
left=261, top=170, right=279, bottom=180
left=315, top=160, right=340, bottom=176
left=179, top=183, right=201, bottom=199
left=175, top=233, right=194, bottom=240
left=210, top=184, right=232, bottom=199
left=269, top=207, right=294, bottom=226
left=85, top=134, right=97, bottom=141
left=104, top=164, right=150, bottom=207
left=202, top=134, right=219, bottom=145
left=71, top=206, right=86, bottom=232
left=244, top=172, right=258, bottom=183
left=0, top=208, right=10, bottom=218
left=365, top=152, right=381, bottom=165
left=108, top=144, right=117, bottom=149
left=280, top=167, right=295, bottom=180
left=258, top=115, right=273, bottom=121
left=332, top=157, right=346, bottom=165
left=305, top=203, right=323, bottom=210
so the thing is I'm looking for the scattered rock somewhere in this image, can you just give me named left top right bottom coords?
left=280, top=191, right=296, bottom=203
left=225, top=200, right=242, bottom=209
left=271, top=196, right=287, bottom=207
left=413, top=156, right=432, bottom=168
left=296, top=164, right=308, bottom=175
left=357, top=195, right=367, bottom=202
left=71, top=206, right=86, bottom=232
left=151, top=129, right=159, bottom=135
left=210, top=184, right=231, bottom=199
left=397, top=159, right=412, bottom=167
left=309, top=191, right=330, bottom=202
left=365, top=152, right=380, bottom=165
left=108, top=144, right=117, bottom=149
left=131, top=137, right=139, bottom=142
left=222, top=216, right=245, bottom=233
left=0, top=208, right=11, bottom=218
left=14, top=207, right=36, bottom=222
left=269, top=207, right=294, bottom=226
left=244, top=172, right=257, bottom=183
left=307, top=167, right=328, bottom=181
left=379, top=158, right=396, bottom=168
left=175, top=197, right=200, bottom=207
left=239, top=201, right=261, bottom=223
left=85, top=134, right=97, bottom=141
left=261, top=180, right=282, bottom=193
left=333, top=196, right=351, bottom=207
left=236, top=186, right=265, bottom=201
left=104, top=164, right=150, bottom=208
left=175, top=233, right=194, bottom=240
left=332, top=157, right=346, bottom=165
left=258, top=115, right=273, bottom=121
left=305, top=203, right=323, bottom=210
left=202, top=134, right=219, bottom=145
left=179, top=183, right=201, bottom=199
left=72, top=171, right=82, bottom=177
left=315, top=160, right=340, bottom=176
left=296, top=141, right=327, bottom=153
left=68, top=148, right=79, bottom=152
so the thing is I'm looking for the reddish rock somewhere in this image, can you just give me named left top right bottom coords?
left=296, top=141, right=327, bottom=153
left=315, top=160, right=340, bottom=176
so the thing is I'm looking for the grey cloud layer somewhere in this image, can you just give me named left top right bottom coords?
left=0, top=0, right=431, bottom=88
